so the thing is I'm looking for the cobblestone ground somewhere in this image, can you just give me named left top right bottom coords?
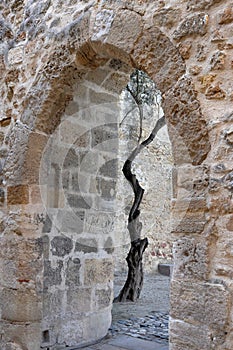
left=109, top=273, right=170, bottom=344
left=78, top=273, right=170, bottom=350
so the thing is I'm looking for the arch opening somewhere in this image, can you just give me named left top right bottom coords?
left=1, top=6, right=215, bottom=350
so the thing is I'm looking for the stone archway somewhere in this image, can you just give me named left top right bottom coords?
left=1, top=1, right=232, bottom=349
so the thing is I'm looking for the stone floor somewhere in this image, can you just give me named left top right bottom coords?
left=73, top=272, right=170, bottom=350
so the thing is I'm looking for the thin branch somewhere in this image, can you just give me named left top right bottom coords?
left=126, top=85, right=143, bottom=143
left=120, top=106, right=137, bottom=126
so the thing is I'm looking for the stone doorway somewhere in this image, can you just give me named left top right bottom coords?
left=3, top=2, right=230, bottom=349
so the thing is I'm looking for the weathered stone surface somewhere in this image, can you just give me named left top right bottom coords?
left=205, top=83, right=226, bottom=99
left=186, top=0, right=223, bottom=11
left=95, top=286, right=112, bottom=309
left=91, top=125, right=117, bottom=149
left=131, top=27, right=185, bottom=92
left=7, top=185, right=29, bottom=205
left=99, top=159, right=118, bottom=178
left=67, top=287, right=92, bottom=312
left=84, top=258, right=113, bottom=285
left=57, top=210, right=84, bottom=234
left=104, top=236, right=114, bottom=254
left=178, top=41, right=192, bottom=60
left=173, top=13, right=209, bottom=40
left=67, top=193, right=92, bottom=209
left=63, top=148, right=80, bottom=168
left=210, top=50, right=226, bottom=70
left=1, top=287, right=42, bottom=322
left=163, top=77, right=211, bottom=165
left=170, top=319, right=212, bottom=350
left=51, top=236, right=73, bottom=257
left=0, top=322, right=42, bottom=350
left=42, top=214, right=53, bottom=233
left=170, top=280, right=229, bottom=330
left=1, top=0, right=233, bottom=349
left=75, top=238, right=98, bottom=253
left=153, top=8, right=181, bottom=29
left=65, top=258, right=81, bottom=287
left=218, top=6, right=233, bottom=24
left=23, top=132, right=48, bottom=184
left=97, top=177, right=116, bottom=200
left=173, top=238, right=208, bottom=280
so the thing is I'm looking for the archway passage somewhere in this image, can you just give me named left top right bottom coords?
left=3, top=1, right=232, bottom=350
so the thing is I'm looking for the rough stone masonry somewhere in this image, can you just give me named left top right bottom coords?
left=0, top=0, right=233, bottom=349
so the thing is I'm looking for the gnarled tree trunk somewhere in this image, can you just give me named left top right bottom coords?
left=114, top=114, right=166, bottom=302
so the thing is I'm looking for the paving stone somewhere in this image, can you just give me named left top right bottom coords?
left=109, top=335, right=168, bottom=350
left=109, top=311, right=169, bottom=344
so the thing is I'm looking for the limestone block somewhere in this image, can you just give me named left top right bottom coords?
left=91, top=9, right=142, bottom=63
left=99, top=159, right=118, bottom=178
left=0, top=237, right=42, bottom=287
left=57, top=318, right=86, bottom=346
left=94, top=285, right=112, bottom=309
left=171, top=212, right=206, bottom=234
left=84, top=211, right=115, bottom=234
left=63, top=148, right=80, bottom=168
left=91, top=125, right=118, bottom=151
left=60, top=121, right=90, bottom=147
left=170, top=319, right=212, bottom=350
left=44, top=260, right=63, bottom=289
left=36, top=235, right=50, bottom=259
left=83, top=309, right=112, bottom=344
left=163, top=77, right=211, bottom=165
left=173, top=238, right=208, bottom=280
left=30, top=185, right=42, bottom=204
left=24, top=132, right=48, bottom=184
left=173, top=13, right=209, bottom=40
left=1, top=287, right=42, bottom=322
left=66, top=287, right=92, bottom=313
left=153, top=8, right=182, bottom=29
left=79, top=151, right=100, bottom=174
left=108, top=58, right=132, bottom=74
left=71, top=172, right=90, bottom=193
left=75, top=238, right=98, bottom=253
left=91, top=9, right=115, bottom=42
left=89, top=90, right=117, bottom=105
left=7, top=185, right=29, bottom=205
left=97, top=177, right=116, bottom=200
left=42, top=214, right=53, bottom=233
left=102, top=72, right=129, bottom=95
left=67, top=193, right=92, bottom=209
left=131, top=26, right=185, bottom=93
left=42, top=289, right=63, bottom=319
left=1, top=322, right=42, bottom=350
left=56, top=209, right=84, bottom=234
left=75, top=41, right=108, bottom=69
left=84, top=258, right=113, bottom=285
left=51, top=236, right=73, bottom=257
left=171, top=197, right=207, bottom=212
left=75, top=131, right=91, bottom=148
left=170, top=280, right=229, bottom=332
left=65, top=258, right=81, bottom=287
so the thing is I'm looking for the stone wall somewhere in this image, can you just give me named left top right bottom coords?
left=0, top=1, right=233, bottom=350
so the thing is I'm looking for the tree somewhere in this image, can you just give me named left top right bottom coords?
left=114, top=70, right=166, bottom=302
